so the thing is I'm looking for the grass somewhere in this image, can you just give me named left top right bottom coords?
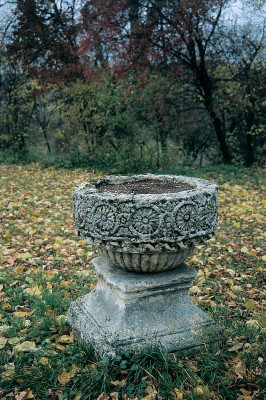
left=0, top=163, right=265, bottom=400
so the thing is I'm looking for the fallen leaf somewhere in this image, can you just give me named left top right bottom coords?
left=233, top=361, right=246, bottom=380
left=97, top=393, right=109, bottom=400
left=189, top=286, right=200, bottom=294
left=8, top=337, right=20, bottom=345
left=228, top=343, right=244, bottom=352
left=57, top=332, right=74, bottom=344
left=39, top=357, right=49, bottom=365
left=227, top=291, right=237, bottom=299
left=241, top=246, right=249, bottom=254
left=173, top=388, right=183, bottom=399
left=13, top=311, right=28, bottom=318
left=15, top=389, right=34, bottom=400
left=74, top=392, right=82, bottom=400
left=57, top=371, right=71, bottom=385
left=0, top=337, right=8, bottom=349
left=246, top=320, right=260, bottom=330
left=193, top=386, right=210, bottom=398
left=2, top=303, right=12, bottom=310
left=13, top=341, right=36, bottom=353
left=257, top=316, right=266, bottom=328
left=245, top=300, right=255, bottom=310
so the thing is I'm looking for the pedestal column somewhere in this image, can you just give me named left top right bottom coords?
left=68, top=257, right=222, bottom=358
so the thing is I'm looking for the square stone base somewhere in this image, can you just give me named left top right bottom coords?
left=68, top=257, right=223, bottom=358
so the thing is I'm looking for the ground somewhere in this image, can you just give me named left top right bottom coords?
left=0, top=163, right=265, bottom=400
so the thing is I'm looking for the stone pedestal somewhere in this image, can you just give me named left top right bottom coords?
left=68, top=257, right=222, bottom=358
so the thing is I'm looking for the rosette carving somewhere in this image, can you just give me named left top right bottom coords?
left=174, top=202, right=198, bottom=234
left=200, top=195, right=218, bottom=230
left=92, top=204, right=117, bottom=234
left=130, top=206, right=160, bottom=236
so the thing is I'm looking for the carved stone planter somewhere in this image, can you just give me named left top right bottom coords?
left=68, top=174, right=222, bottom=358
left=73, top=174, right=218, bottom=272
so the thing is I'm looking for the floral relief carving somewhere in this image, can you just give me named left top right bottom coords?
left=200, top=195, right=218, bottom=230
left=130, top=206, right=160, bottom=236
left=174, top=202, right=198, bottom=233
left=73, top=175, right=218, bottom=245
left=92, top=204, right=117, bottom=234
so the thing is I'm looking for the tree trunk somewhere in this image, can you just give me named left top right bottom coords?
left=42, top=127, right=51, bottom=153
left=195, top=38, right=232, bottom=164
left=197, top=65, right=232, bottom=164
left=245, top=110, right=255, bottom=167
left=209, top=109, right=232, bottom=164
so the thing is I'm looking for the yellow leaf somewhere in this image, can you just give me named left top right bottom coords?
left=0, top=337, right=8, bottom=349
left=257, top=316, right=266, bottom=328
left=227, top=291, right=236, bottom=299
left=15, top=389, right=35, bottom=400
left=58, top=332, right=74, bottom=344
left=189, top=286, right=200, bottom=294
left=96, top=393, right=109, bottom=400
left=69, top=364, right=78, bottom=378
left=56, top=315, right=67, bottom=324
left=13, top=341, right=36, bottom=353
left=74, top=392, right=82, bottom=400
left=24, top=285, right=42, bottom=297
left=193, top=386, right=210, bottom=398
left=174, top=388, right=183, bottom=399
left=241, top=246, right=248, bottom=254
left=8, top=337, right=20, bottom=345
left=58, top=371, right=71, bottom=385
left=39, top=357, right=49, bottom=365
left=2, top=303, right=11, bottom=310
left=240, top=388, right=251, bottom=395
left=245, top=299, right=255, bottom=310
left=262, top=255, right=266, bottom=262
left=47, top=272, right=55, bottom=279
left=246, top=320, right=260, bottom=330
left=13, top=311, right=28, bottom=318
left=56, top=344, right=65, bottom=350
left=145, top=385, right=156, bottom=394
left=2, top=367, right=15, bottom=380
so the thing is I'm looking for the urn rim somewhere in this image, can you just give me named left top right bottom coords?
left=74, top=174, right=218, bottom=200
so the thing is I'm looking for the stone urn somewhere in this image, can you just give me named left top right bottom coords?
left=68, top=174, right=222, bottom=358
left=73, top=174, right=218, bottom=272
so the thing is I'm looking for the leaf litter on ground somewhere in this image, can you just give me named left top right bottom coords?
left=0, top=163, right=265, bottom=399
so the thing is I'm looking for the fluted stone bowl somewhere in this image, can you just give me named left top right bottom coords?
left=73, top=174, right=218, bottom=272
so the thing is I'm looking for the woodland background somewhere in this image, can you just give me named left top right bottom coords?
left=0, top=2, right=266, bottom=399
left=0, top=0, right=265, bottom=172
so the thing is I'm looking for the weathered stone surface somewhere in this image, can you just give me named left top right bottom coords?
left=68, top=257, right=223, bottom=358
left=98, top=245, right=194, bottom=273
left=73, top=174, right=218, bottom=272
left=73, top=174, right=218, bottom=244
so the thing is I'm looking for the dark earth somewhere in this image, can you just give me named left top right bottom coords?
left=96, top=179, right=195, bottom=194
